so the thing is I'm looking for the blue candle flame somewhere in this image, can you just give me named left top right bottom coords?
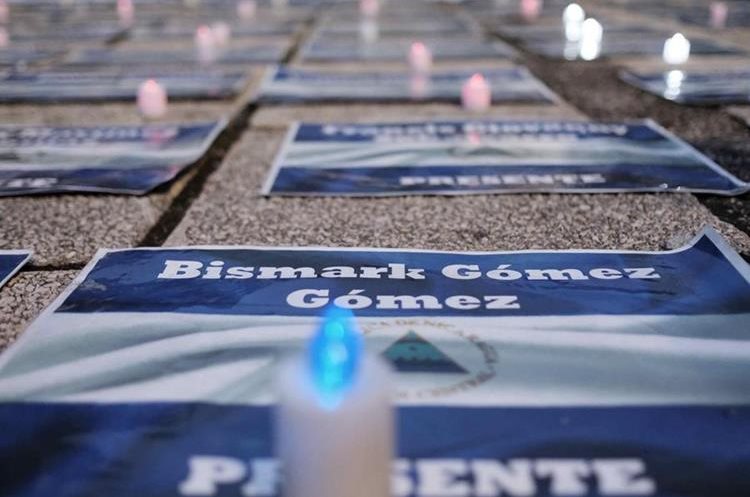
left=308, top=307, right=363, bottom=409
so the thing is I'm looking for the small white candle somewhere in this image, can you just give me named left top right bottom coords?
left=710, top=2, right=728, bottom=29
left=117, top=0, right=134, bottom=27
left=663, top=33, right=691, bottom=65
left=462, top=73, right=492, bottom=112
left=520, top=0, right=542, bottom=22
left=237, top=0, right=257, bottom=20
left=578, top=17, right=603, bottom=60
left=359, top=18, right=379, bottom=43
left=277, top=308, right=393, bottom=497
left=0, top=0, right=8, bottom=24
left=137, top=79, right=168, bottom=119
left=360, top=0, right=379, bottom=19
left=408, top=41, right=432, bottom=74
left=211, top=21, right=231, bottom=47
left=194, top=24, right=218, bottom=64
left=562, top=3, right=585, bottom=42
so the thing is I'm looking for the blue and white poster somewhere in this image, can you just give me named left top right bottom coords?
left=500, top=25, right=745, bottom=60
left=620, top=69, right=750, bottom=105
left=258, top=65, right=558, bottom=104
left=0, top=47, right=65, bottom=67
left=0, top=69, right=252, bottom=102
left=298, top=36, right=516, bottom=62
left=0, top=120, right=227, bottom=195
left=67, top=43, right=288, bottom=66
left=0, top=227, right=749, bottom=496
left=0, top=250, right=31, bottom=290
left=263, top=120, right=748, bottom=196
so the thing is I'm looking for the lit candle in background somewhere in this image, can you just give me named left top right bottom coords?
left=710, top=2, right=728, bottom=30
left=520, top=0, right=542, bottom=23
left=578, top=17, right=603, bottom=60
left=137, top=79, right=168, bottom=119
left=237, top=0, right=257, bottom=20
left=211, top=21, right=231, bottom=47
left=462, top=73, right=492, bottom=112
left=360, top=0, right=379, bottom=19
left=195, top=24, right=218, bottom=64
left=409, top=41, right=432, bottom=74
left=116, top=0, right=134, bottom=28
left=663, top=33, right=691, bottom=65
left=276, top=308, right=393, bottom=497
left=359, top=18, right=379, bottom=43
left=562, top=3, right=585, bottom=42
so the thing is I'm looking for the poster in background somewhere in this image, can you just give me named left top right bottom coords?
left=0, top=251, right=31, bottom=290
left=0, top=120, right=227, bottom=195
left=298, top=36, right=516, bottom=62
left=0, top=228, right=748, bottom=496
left=621, top=69, right=750, bottom=105
left=263, top=119, right=748, bottom=196
left=0, top=69, right=253, bottom=102
left=67, top=43, right=288, bottom=66
left=258, top=65, right=559, bottom=104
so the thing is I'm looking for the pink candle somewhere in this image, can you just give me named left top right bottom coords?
left=520, top=0, right=542, bottom=22
left=0, top=0, right=8, bottom=24
left=137, top=79, right=168, bottom=119
left=117, top=0, right=134, bottom=27
left=461, top=73, right=491, bottom=112
left=408, top=41, right=433, bottom=74
left=710, top=2, right=728, bottom=29
left=0, top=27, right=8, bottom=48
left=237, top=0, right=257, bottom=20
left=194, top=24, right=217, bottom=64
left=360, top=0, right=379, bottom=18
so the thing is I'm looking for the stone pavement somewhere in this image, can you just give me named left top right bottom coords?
left=1, top=0, right=750, bottom=348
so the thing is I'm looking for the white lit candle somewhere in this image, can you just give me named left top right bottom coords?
left=663, top=33, right=691, bottom=65
left=211, top=21, right=231, bottom=47
left=462, top=73, right=492, bottom=112
left=710, top=2, right=728, bottom=29
left=562, top=3, right=585, bottom=42
left=359, top=18, right=379, bottom=43
left=520, top=0, right=542, bottom=22
left=578, top=17, right=603, bottom=60
left=117, top=0, right=134, bottom=27
left=137, top=79, right=168, bottom=119
left=237, top=0, right=257, bottom=20
left=276, top=308, right=393, bottom=497
left=194, top=24, right=218, bottom=64
left=408, top=41, right=432, bottom=74
left=0, top=0, right=8, bottom=24
left=360, top=0, right=379, bottom=19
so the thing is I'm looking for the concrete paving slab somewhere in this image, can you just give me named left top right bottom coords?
left=167, top=128, right=750, bottom=255
left=0, top=270, right=75, bottom=351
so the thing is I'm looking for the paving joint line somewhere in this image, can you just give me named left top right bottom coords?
left=137, top=103, right=257, bottom=248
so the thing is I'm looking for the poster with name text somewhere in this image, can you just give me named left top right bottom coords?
left=0, top=120, right=226, bottom=195
left=0, top=228, right=748, bottom=496
left=263, top=119, right=747, bottom=196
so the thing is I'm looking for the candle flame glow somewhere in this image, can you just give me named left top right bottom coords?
left=309, top=307, right=362, bottom=409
